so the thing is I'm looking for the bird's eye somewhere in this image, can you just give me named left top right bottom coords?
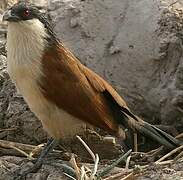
left=23, top=9, right=30, bottom=17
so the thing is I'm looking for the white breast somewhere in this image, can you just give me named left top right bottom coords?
left=6, top=19, right=87, bottom=139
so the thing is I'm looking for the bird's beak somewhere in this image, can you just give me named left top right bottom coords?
left=2, top=9, right=19, bottom=22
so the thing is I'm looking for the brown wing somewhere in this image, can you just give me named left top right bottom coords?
left=79, top=57, right=181, bottom=148
left=39, top=44, right=129, bottom=135
left=40, top=44, right=181, bottom=149
left=78, top=62, right=128, bottom=108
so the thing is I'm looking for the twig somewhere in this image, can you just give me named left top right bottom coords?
left=135, top=160, right=173, bottom=173
left=121, top=172, right=134, bottom=180
left=91, top=154, right=99, bottom=179
left=156, top=144, right=183, bottom=163
left=103, top=171, right=130, bottom=180
left=69, top=154, right=80, bottom=180
left=175, top=133, right=183, bottom=139
left=146, top=146, right=163, bottom=155
left=0, top=139, right=71, bottom=161
left=125, top=155, right=131, bottom=170
left=76, top=135, right=100, bottom=179
left=0, top=127, right=17, bottom=132
left=9, top=145, right=34, bottom=160
left=174, top=150, right=183, bottom=161
left=76, top=135, right=96, bottom=161
left=29, top=143, right=45, bottom=158
left=80, top=166, right=86, bottom=180
left=64, top=173, right=76, bottom=180
left=0, top=140, right=37, bottom=152
left=97, top=149, right=132, bottom=178
left=157, top=160, right=173, bottom=165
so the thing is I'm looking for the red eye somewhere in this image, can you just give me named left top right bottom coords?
left=24, top=9, right=30, bottom=17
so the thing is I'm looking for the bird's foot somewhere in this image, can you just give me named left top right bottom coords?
left=13, top=138, right=57, bottom=180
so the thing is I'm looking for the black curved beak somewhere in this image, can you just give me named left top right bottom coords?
left=2, top=10, right=19, bottom=22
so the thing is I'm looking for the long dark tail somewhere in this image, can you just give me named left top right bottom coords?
left=120, top=106, right=181, bottom=149
left=104, top=90, right=181, bottom=149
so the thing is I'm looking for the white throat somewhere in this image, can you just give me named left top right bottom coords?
left=6, top=18, right=48, bottom=96
left=7, top=19, right=48, bottom=78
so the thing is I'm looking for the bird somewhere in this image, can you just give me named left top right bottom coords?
left=3, top=1, right=181, bottom=162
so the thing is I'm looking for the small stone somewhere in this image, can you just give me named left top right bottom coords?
left=103, top=136, right=116, bottom=144
left=109, top=46, right=121, bottom=55
left=70, top=18, right=79, bottom=28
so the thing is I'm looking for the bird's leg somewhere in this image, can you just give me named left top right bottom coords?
left=14, top=138, right=58, bottom=180
left=32, top=137, right=57, bottom=165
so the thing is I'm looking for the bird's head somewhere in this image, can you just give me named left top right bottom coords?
left=3, top=1, right=58, bottom=46
left=3, top=1, right=41, bottom=22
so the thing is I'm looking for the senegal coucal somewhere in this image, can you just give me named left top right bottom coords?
left=3, top=2, right=181, bottom=153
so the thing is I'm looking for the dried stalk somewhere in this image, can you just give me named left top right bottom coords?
left=156, top=144, right=183, bottom=163
left=76, top=135, right=96, bottom=161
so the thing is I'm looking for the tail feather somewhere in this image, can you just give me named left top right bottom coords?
left=122, top=109, right=181, bottom=149
left=138, top=121, right=180, bottom=149
left=148, top=123, right=180, bottom=146
left=103, top=90, right=181, bottom=149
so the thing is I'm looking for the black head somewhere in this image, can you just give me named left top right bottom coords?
left=3, top=1, right=59, bottom=46
left=2, top=1, right=42, bottom=22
